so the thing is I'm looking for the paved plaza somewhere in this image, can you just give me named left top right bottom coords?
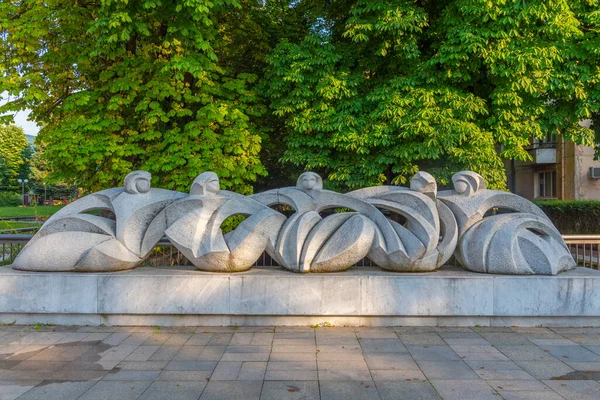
left=0, top=325, right=599, bottom=399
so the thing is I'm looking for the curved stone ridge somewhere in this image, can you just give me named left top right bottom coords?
left=12, top=170, right=576, bottom=275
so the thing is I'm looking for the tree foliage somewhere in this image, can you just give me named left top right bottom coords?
left=263, top=0, right=599, bottom=189
left=1, top=0, right=599, bottom=192
left=0, top=0, right=267, bottom=193
left=0, top=124, right=31, bottom=191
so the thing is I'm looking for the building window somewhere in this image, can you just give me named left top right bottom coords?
left=537, top=171, right=557, bottom=198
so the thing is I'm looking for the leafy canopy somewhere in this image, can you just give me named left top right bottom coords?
left=0, top=0, right=266, bottom=193
left=263, top=0, right=599, bottom=189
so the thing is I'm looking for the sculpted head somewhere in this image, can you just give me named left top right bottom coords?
left=124, top=171, right=151, bottom=194
left=452, top=171, right=486, bottom=196
left=296, top=172, right=323, bottom=191
left=410, top=171, right=437, bottom=196
left=190, top=172, right=220, bottom=196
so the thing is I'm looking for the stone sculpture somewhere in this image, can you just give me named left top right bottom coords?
left=11, top=169, right=576, bottom=275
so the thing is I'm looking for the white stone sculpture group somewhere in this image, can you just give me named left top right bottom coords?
left=12, top=170, right=576, bottom=275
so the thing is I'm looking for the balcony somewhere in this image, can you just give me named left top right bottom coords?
left=529, top=147, right=556, bottom=164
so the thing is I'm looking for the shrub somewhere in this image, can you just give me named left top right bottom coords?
left=534, top=200, right=600, bottom=234
left=0, top=193, right=21, bottom=207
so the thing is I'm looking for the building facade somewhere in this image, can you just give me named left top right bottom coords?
left=506, top=125, right=600, bottom=201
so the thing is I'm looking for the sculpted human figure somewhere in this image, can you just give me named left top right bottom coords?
left=164, top=172, right=286, bottom=272
left=438, top=171, right=576, bottom=275
left=12, top=171, right=185, bottom=272
left=251, top=172, right=376, bottom=272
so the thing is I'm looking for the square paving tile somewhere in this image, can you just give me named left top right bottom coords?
left=259, top=381, right=319, bottom=400
left=430, top=379, right=499, bottom=400
left=407, top=345, right=462, bottom=361
left=377, top=381, right=442, bottom=400
left=515, top=360, right=575, bottom=379
left=417, top=361, right=480, bottom=380
left=200, top=380, right=262, bottom=400
left=14, top=380, right=96, bottom=400
left=319, top=380, right=379, bottom=400
left=79, top=380, right=153, bottom=400
left=0, top=380, right=42, bottom=400
left=542, top=379, right=600, bottom=400
left=139, top=380, right=206, bottom=400
left=544, top=345, right=600, bottom=362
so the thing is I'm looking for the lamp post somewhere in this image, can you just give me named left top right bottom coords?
left=43, top=183, right=47, bottom=206
left=17, top=179, right=29, bottom=207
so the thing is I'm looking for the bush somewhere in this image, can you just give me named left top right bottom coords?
left=534, top=200, right=600, bottom=234
left=0, top=193, right=21, bottom=207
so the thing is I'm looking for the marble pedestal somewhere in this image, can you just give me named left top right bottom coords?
left=1, top=266, right=599, bottom=327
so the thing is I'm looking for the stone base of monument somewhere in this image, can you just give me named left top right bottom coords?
left=1, top=265, right=599, bottom=327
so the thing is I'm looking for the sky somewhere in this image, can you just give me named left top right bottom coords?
left=1, top=92, right=41, bottom=136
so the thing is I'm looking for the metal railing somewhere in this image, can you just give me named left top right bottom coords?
left=1, top=234, right=598, bottom=269
left=563, top=235, right=600, bottom=269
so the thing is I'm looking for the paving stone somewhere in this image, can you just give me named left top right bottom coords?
left=486, top=379, right=551, bottom=391
left=377, top=381, right=442, bottom=400
left=15, top=380, right=96, bottom=400
left=162, top=334, right=192, bottom=346
left=207, top=334, right=233, bottom=346
left=164, top=361, right=217, bottom=371
left=397, top=334, right=445, bottom=346
left=103, top=370, right=161, bottom=381
left=56, top=333, right=94, bottom=345
left=0, top=380, right=41, bottom=400
left=450, top=345, right=510, bottom=361
left=318, top=369, right=372, bottom=381
left=407, top=345, right=462, bottom=361
left=563, top=361, right=600, bottom=371
left=515, top=360, right=576, bottom=379
left=496, top=390, right=564, bottom=399
left=317, top=360, right=368, bottom=370
left=356, top=328, right=398, bottom=339
left=430, top=379, right=499, bottom=400
left=479, top=333, right=533, bottom=346
left=116, top=361, right=168, bottom=371
left=147, top=345, right=182, bottom=361
left=316, top=352, right=365, bottom=361
left=49, top=369, right=108, bottom=381
left=60, top=360, right=120, bottom=371
left=359, top=339, right=406, bottom=353
left=211, top=361, right=242, bottom=380
left=319, top=380, right=379, bottom=400
left=237, top=362, right=267, bottom=381
left=542, top=379, right=600, bottom=400
left=269, top=353, right=316, bottom=362
left=156, top=370, right=212, bottom=381
left=473, top=368, right=535, bottom=380
left=363, top=353, right=418, bottom=370
left=273, top=339, right=315, bottom=346
left=443, top=338, right=491, bottom=346
left=267, top=361, right=317, bottom=371
left=250, top=333, right=274, bottom=346
left=393, top=327, right=436, bottom=334
left=225, top=345, right=271, bottom=353
left=371, top=369, right=426, bottom=381
left=496, top=345, right=558, bottom=361
left=315, top=345, right=362, bottom=353
left=12, top=361, right=68, bottom=371
left=0, top=369, right=54, bottom=380
left=528, top=338, right=579, bottom=347
left=264, top=370, right=318, bottom=380
left=142, top=334, right=171, bottom=346
left=544, top=345, right=600, bottom=362
left=200, top=380, right=262, bottom=400
left=78, top=380, right=153, bottom=400
left=27, top=345, right=92, bottom=361
left=184, top=334, right=214, bottom=346
left=139, top=381, right=207, bottom=400
left=230, top=333, right=253, bottom=346
left=220, top=352, right=270, bottom=362
left=417, top=361, right=480, bottom=380
left=259, top=381, right=319, bottom=400
left=124, top=346, right=160, bottom=361
left=100, top=333, right=130, bottom=346
left=271, top=345, right=316, bottom=353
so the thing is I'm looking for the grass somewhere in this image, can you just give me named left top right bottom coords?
left=0, top=221, right=41, bottom=232
left=0, top=205, right=64, bottom=218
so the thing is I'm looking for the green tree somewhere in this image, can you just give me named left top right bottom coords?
left=263, top=0, right=598, bottom=189
left=0, top=124, right=30, bottom=191
left=0, top=0, right=267, bottom=193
